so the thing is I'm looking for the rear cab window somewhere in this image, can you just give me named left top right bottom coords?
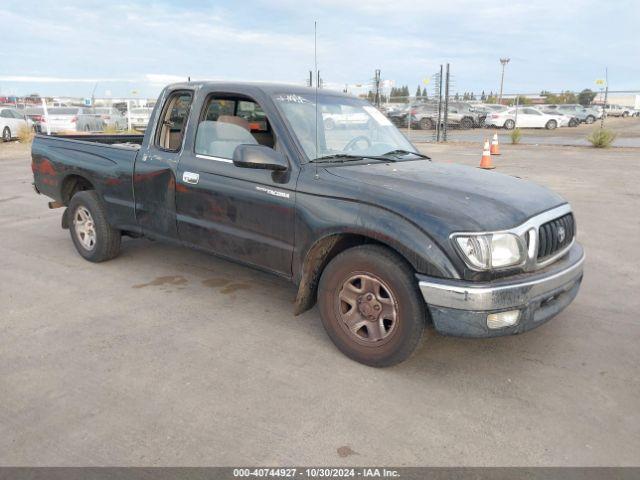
left=155, top=91, right=193, bottom=152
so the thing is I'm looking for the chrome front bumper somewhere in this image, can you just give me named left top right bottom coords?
left=417, top=243, right=584, bottom=337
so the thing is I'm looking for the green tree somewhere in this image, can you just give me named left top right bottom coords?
left=422, top=87, right=428, bottom=98
left=578, top=89, right=597, bottom=106
left=415, top=85, right=422, bottom=98
left=481, top=90, right=486, bottom=101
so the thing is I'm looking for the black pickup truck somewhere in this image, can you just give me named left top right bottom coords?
left=31, top=82, right=584, bottom=366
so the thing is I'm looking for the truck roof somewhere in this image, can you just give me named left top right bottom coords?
left=165, top=81, right=351, bottom=97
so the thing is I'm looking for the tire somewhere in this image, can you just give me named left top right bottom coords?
left=68, top=190, right=121, bottom=262
left=545, top=120, right=557, bottom=130
left=568, top=118, right=578, bottom=127
left=324, top=118, right=335, bottom=130
left=622, top=112, right=629, bottom=118
left=504, top=119, right=515, bottom=130
left=585, top=115, right=595, bottom=124
left=2, top=127, right=11, bottom=142
left=317, top=244, right=426, bottom=367
left=460, top=117, right=474, bottom=129
left=419, top=117, right=434, bottom=130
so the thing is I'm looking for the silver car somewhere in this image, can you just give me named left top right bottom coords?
left=44, top=107, right=105, bottom=133
left=95, top=107, right=127, bottom=130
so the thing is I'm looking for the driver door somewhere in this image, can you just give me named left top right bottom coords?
left=175, top=93, right=297, bottom=277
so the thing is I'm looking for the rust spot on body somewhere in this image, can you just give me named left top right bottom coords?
left=132, top=275, right=187, bottom=289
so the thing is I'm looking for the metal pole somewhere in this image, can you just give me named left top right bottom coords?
left=126, top=100, right=132, bottom=131
left=600, top=67, right=608, bottom=129
left=436, top=65, right=443, bottom=142
left=498, top=58, right=510, bottom=105
left=443, top=63, right=450, bottom=142
left=40, top=98, right=51, bottom=135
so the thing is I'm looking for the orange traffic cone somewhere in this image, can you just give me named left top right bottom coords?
left=479, top=139, right=495, bottom=169
left=490, top=132, right=500, bottom=155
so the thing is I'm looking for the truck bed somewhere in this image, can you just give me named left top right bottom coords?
left=42, top=133, right=145, bottom=147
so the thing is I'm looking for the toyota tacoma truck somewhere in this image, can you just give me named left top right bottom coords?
left=31, top=82, right=584, bottom=367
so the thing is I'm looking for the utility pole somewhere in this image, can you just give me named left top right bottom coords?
left=498, top=58, right=510, bottom=105
left=443, top=63, right=450, bottom=142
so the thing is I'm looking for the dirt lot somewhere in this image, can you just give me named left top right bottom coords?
left=1, top=140, right=639, bottom=466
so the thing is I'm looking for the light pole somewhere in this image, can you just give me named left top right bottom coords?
left=498, top=58, right=510, bottom=105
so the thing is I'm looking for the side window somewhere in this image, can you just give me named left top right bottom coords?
left=195, top=96, right=273, bottom=160
left=0, top=110, right=12, bottom=118
left=156, top=91, right=193, bottom=152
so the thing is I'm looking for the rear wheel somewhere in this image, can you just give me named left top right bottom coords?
left=460, top=117, right=474, bottom=129
left=568, top=118, right=578, bottom=127
left=419, top=117, right=434, bottom=130
left=504, top=119, right=515, bottom=130
left=545, top=120, right=558, bottom=130
left=622, top=112, right=629, bottom=118
left=585, top=115, right=595, bottom=124
left=68, top=190, right=121, bottom=262
left=318, top=245, right=425, bottom=367
left=2, top=127, right=11, bottom=142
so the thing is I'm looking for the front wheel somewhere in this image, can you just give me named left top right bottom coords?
left=2, top=127, right=11, bottom=142
left=545, top=120, right=558, bottom=130
left=568, top=118, right=578, bottom=127
left=585, top=115, right=595, bottom=124
left=68, top=190, right=121, bottom=262
left=318, top=245, right=426, bottom=367
left=504, top=119, right=515, bottom=130
left=419, top=117, right=434, bottom=130
left=460, top=117, right=474, bottom=129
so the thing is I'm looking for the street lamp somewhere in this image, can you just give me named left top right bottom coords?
left=498, top=58, right=510, bottom=105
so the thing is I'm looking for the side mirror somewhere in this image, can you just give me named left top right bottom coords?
left=233, top=144, right=288, bottom=171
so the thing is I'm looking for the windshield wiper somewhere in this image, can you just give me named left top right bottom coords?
left=310, top=153, right=396, bottom=163
left=382, top=149, right=431, bottom=159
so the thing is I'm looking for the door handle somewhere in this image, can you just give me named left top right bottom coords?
left=182, top=171, right=200, bottom=185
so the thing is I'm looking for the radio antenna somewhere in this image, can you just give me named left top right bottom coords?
left=314, top=20, right=319, bottom=179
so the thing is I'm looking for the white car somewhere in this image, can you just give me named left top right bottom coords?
left=484, top=107, right=565, bottom=130
left=1, top=107, right=33, bottom=141
left=321, top=105, right=370, bottom=130
left=127, top=108, right=153, bottom=131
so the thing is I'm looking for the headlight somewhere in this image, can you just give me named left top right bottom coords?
left=454, top=233, right=524, bottom=270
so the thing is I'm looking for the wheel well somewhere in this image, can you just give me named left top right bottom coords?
left=293, top=233, right=413, bottom=316
left=61, top=174, right=95, bottom=204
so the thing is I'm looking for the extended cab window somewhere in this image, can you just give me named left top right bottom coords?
left=195, top=97, right=274, bottom=159
left=156, top=91, right=193, bottom=151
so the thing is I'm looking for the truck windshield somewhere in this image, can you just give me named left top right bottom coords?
left=272, top=92, right=417, bottom=162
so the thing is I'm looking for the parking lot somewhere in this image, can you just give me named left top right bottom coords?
left=1, top=139, right=639, bottom=466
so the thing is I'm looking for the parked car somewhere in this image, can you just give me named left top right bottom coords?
left=538, top=108, right=579, bottom=127
left=95, top=107, right=128, bottom=130
left=0, top=107, right=33, bottom=141
left=543, top=104, right=597, bottom=124
left=31, top=81, right=584, bottom=367
left=42, top=107, right=105, bottom=133
left=484, top=107, right=565, bottom=130
left=127, top=107, right=153, bottom=131
left=321, top=104, right=371, bottom=130
left=603, top=104, right=630, bottom=117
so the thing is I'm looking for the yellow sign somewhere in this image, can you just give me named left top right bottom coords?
left=595, top=79, right=606, bottom=87
left=422, top=78, right=430, bottom=85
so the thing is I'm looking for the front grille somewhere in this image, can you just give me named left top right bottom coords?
left=537, top=213, right=575, bottom=260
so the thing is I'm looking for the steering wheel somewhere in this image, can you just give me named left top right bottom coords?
left=344, top=135, right=372, bottom=152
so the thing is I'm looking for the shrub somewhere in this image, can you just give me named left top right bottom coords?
left=510, top=128, right=522, bottom=144
left=17, top=124, right=35, bottom=143
left=587, top=128, right=616, bottom=148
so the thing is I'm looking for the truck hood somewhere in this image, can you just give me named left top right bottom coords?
left=325, top=160, right=566, bottom=234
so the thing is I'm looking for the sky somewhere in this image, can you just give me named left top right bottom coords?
left=1, top=0, right=639, bottom=99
